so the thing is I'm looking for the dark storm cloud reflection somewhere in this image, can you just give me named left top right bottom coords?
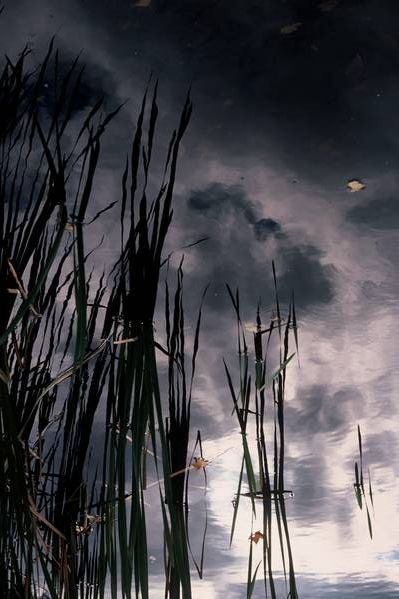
left=286, top=384, right=364, bottom=439
left=284, top=385, right=365, bottom=527
left=347, top=197, right=399, bottom=230
left=38, top=58, right=114, bottom=117
left=361, top=429, right=399, bottom=470
left=188, top=182, right=259, bottom=225
left=253, top=217, right=282, bottom=241
left=4, top=0, right=399, bottom=187
left=189, top=183, right=282, bottom=239
left=70, top=0, right=399, bottom=181
left=186, top=182, right=335, bottom=311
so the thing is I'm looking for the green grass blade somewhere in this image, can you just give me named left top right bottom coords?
left=258, top=353, right=295, bottom=393
left=230, top=457, right=245, bottom=546
left=0, top=205, right=67, bottom=348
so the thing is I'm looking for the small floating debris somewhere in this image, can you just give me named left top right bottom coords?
left=249, top=531, right=264, bottom=544
left=280, top=22, right=302, bottom=35
left=191, top=456, right=209, bottom=470
left=347, top=179, right=366, bottom=192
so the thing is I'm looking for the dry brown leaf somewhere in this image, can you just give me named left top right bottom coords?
left=280, top=23, right=302, bottom=35
left=75, top=524, right=87, bottom=535
left=29, top=495, right=66, bottom=540
left=347, top=179, right=366, bottom=192
left=249, top=530, right=264, bottom=544
left=191, top=456, right=209, bottom=470
left=134, top=0, right=151, bottom=6
left=75, top=514, right=103, bottom=535
left=7, top=258, right=42, bottom=318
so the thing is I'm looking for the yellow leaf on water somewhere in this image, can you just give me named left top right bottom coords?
left=347, top=179, right=366, bottom=192
left=191, top=457, right=209, bottom=470
left=249, top=530, right=264, bottom=544
left=280, top=23, right=302, bottom=35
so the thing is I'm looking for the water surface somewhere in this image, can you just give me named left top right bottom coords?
left=3, top=1, right=399, bottom=596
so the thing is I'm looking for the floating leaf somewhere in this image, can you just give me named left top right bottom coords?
left=280, top=23, right=302, bottom=35
left=191, top=457, right=209, bottom=470
left=347, top=179, right=366, bottom=192
left=249, top=531, right=263, bottom=544
left=134, top=0, right=151, bottom=6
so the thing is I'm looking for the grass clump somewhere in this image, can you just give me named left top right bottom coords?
left=0, top=40, right=202, bottom=599
left=224, top=264, right=299, bottom=599
left=0, top=37, right=303, bottom=599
